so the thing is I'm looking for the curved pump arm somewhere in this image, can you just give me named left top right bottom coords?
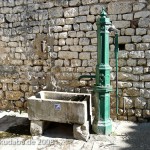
left=78, top=75, right=96, bottom=81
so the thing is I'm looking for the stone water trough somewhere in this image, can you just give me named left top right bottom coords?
left=27, top=91, right=92, bottom=141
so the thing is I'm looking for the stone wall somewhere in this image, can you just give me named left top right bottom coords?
left=0, top=0, right=149, bottom=121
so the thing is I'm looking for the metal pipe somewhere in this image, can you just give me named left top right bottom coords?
left=115, top=33, right=119, bottom=115
left=108, top=25, right=119, bottom=115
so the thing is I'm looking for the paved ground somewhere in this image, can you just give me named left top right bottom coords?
left=0, top=111, right=150, bottom=150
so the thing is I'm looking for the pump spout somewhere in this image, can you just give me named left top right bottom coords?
left=108, top=24, right=118, bottom=33
left=78, top=75, right=96, bottom=81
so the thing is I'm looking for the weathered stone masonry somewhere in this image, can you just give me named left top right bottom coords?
left=0, top=0, right=150, bottom=121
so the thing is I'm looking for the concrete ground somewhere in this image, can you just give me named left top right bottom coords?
left=0, top=111, right=150, bottom=150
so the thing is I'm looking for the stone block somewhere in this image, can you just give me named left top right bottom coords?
left=87, top=15, right=95, bottom=22
left=129, top=51, right=144, bottom=58
left=80, top=23, right=92, bottom=31
left=118, top=50, right=128, bottom=58
left=83, top=45, right=96, bottom=51
left=75, top=16, right=86, bottom=23
left=134, top=97, right=147, bottom=109
left=125, top=28, right=135, bottom=35
left=0, top=90, right=4, bottom=100
left=131, top=36, right=142, bottom=43
left=123, top=97, right=134, bottom=109
left=68, top=31, right=76, bottom=37
left=138, top=59, right=146, bottom=65
left=63, top=25, right=72, bottom=31
left=82, top=0, right=98, bottom=5
left=128, top=116, right=137, bottom=122
left=127, top=58, right=136, bottom=67
left=73, top=24, right=80, bottom=31
left=71, top=59, right=81, bottom=67
left=118, top=72, right=139, bottom=81
left=140, top=75, right=150, bottom=81
left=59, top=32, right=68, bottom=38
left=133, top=3, right=146, bottom=11
left=136, top=28, right=147, bottom=35
left=125, top=44, right=135, bottom=51
left=136, top=43, right=150, bottom=50
left=133, top=82, right=144, bottom=88
left=79, top=38, right=90, bottom=45
left=143, top=110, right=150, bottom=118
left=145, top=51, right=150, bottom=58
left=73, top=121, right=89, bottom=141
left=135, top=109, right=142, bottom=117
left=30, top=120, right=44, bottom=136
left=91, top=38, right=97, bottom=45
left=70, top=46, right=82, bottom=52
left=74, top=38, right=79, bottom=45
left=118, top=36, right=131, bottom=44
left=142, top=35, right=150, bottom=43
left=145, top=82, right=150, bottom=88
left=90, top=4, right=105, bottom=15
left=65, top=18, right=75, bottom=24
left=0, top=14, right=5, bottom=24
left=79, top=6, right=89, bottom=15
left=138, top=18, right=150, bottom=27
left=128, top=109, right=135, bottom=116
left=77, top=31, right=85, bottom=37
left=49, top=7, right=63, bottom=18
left=86, top=31, right=96, bottom=37
left=112, top=81, right=132, bottom=88
left=108, top=2, right=132, bottom=14
left=120, top=67, right=132, bottom=73
left=66, top=38, right=74, bottom=45
left=54, top=46, right=61, bottom=52
left=5, top=91, right=24, bottom=100
left=118, top=116, right=127, bottom=121
left=133, top=67, right=143, bottom=74
left=5, top=14, right=19, bottom=22
left=64, top=7, right=78, bottom=17
left=69, top=0, right=81, bottom=6
left=140, top=89, right=150, bottom=98
left=134, top=11, right=150, bottom=18
left=79, top=52, right=90, bottom=60
left=123, top=88, right=140, bottom=97
left=59, top=39, right=65, bottom=45
left=55, top=59, right=64, bottom=66
left=56, top=18, right=65, bottom=25
left=122, top=14, right=133, bottom=20
left=112, top=21, right=130, bottom=29
left=53, top=26, right=62, bottom=32
left=58, top=51, right=78, bottom=59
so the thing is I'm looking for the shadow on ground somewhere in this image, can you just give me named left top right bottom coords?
left=0, top=116, right=30, bottom=138
left=1, top=115, right=150, bottom=150
left=44, top=122, right=74, bottom=139
left=113, top=121, right=150, bottom=150
left=0, top=115, right=74, bottom=139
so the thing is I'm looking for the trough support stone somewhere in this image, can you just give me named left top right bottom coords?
left=73, top=121, right=90, bottom=141
left=30, top=120, right=44, bottom=136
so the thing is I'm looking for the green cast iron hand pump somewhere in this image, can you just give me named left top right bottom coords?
left=79, top=8, right=119, bottom=134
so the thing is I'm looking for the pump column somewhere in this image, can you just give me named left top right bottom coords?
left=93, top=9, right=112, bottom=135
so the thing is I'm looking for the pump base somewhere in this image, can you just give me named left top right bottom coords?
left=92, top=119, right=112, bottom=135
